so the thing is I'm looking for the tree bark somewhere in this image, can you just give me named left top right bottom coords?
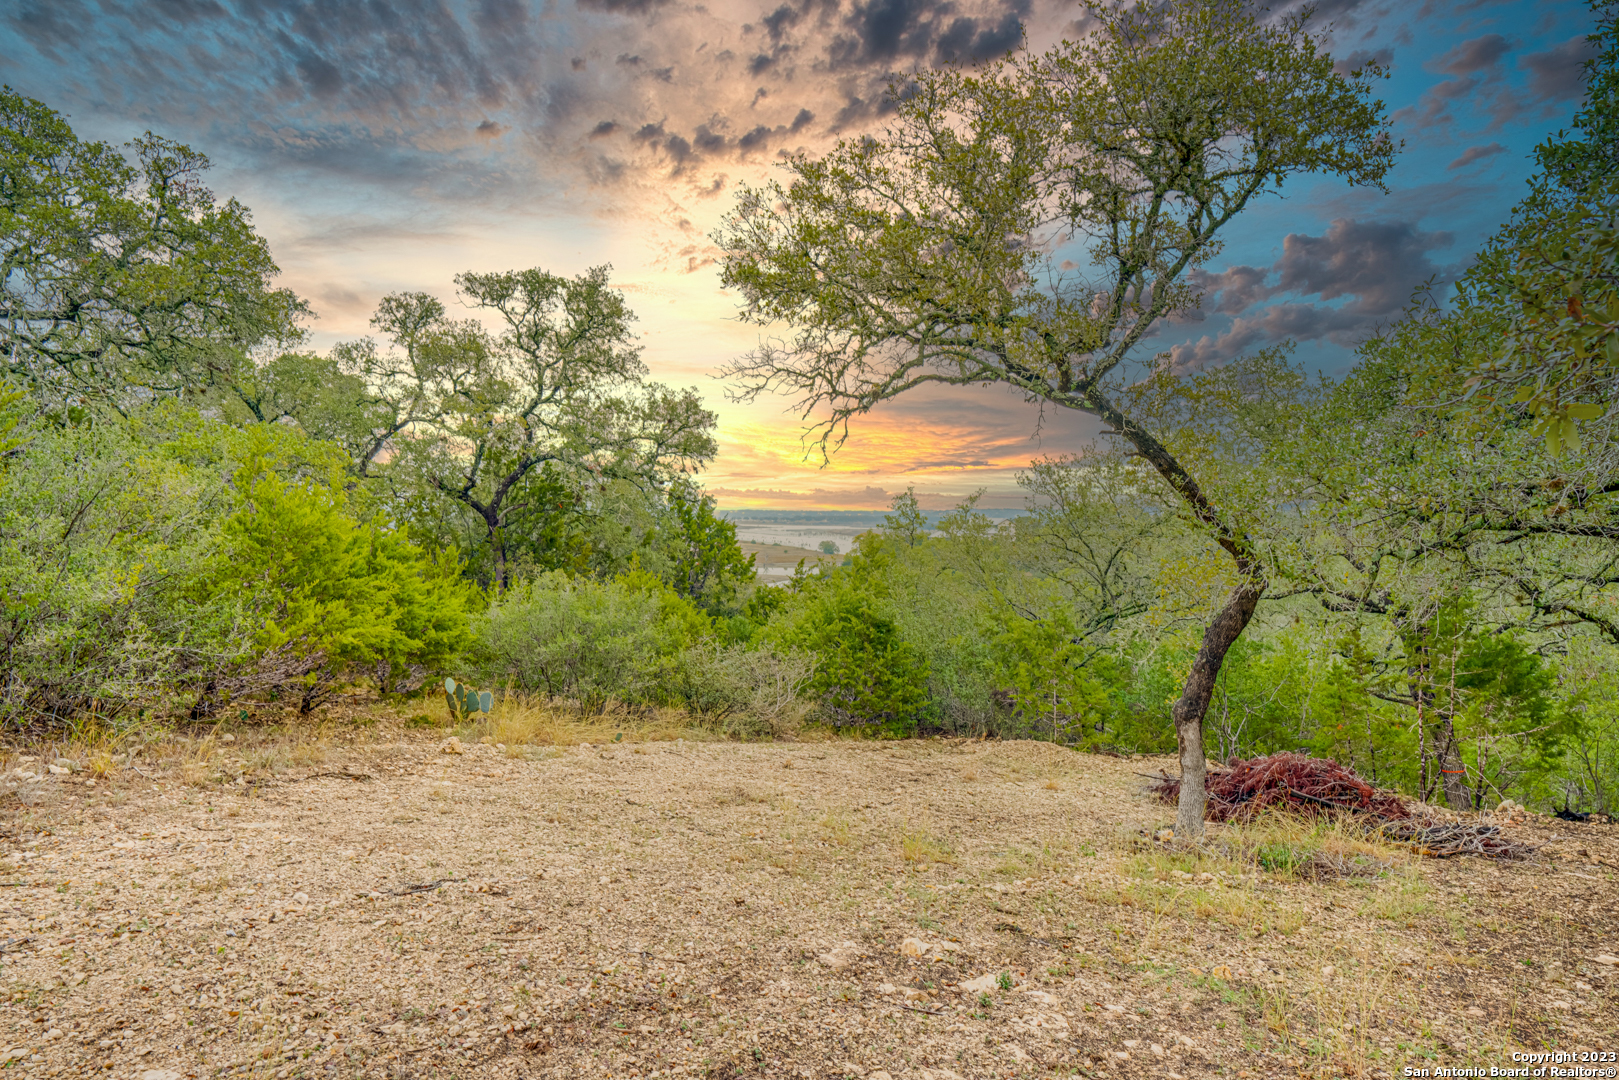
left=1438, top=718, right=1469, bottom=809
left=1171, top=578, right=1266, bottom=838
left=1085, top=393, right=1268, bottom=840
left=489, top=520, right=508, bottom=595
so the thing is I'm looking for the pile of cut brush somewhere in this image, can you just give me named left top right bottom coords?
left=1150, top=752, right=1535, bottom=859
left=1150, top=751, right=1410, bottom=822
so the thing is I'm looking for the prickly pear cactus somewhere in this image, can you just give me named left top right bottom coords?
left=444, top=678, right=493, bottom=718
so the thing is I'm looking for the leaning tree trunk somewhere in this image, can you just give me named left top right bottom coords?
left=1171, top=578, right=1266, bottom=839
left=1092, top=399, right=1268, bottom=840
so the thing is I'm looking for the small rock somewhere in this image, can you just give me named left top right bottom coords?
left=293, top=892, right=310, bottom=904
left=903, top=988, right=929, bottom=1002
left=1103, top=1004, right=1125, bottom=1013
left=1593, top=954, right=1619, bottom=966
left=47, top=765, right=69, bottom=776
left=959, top=973, right=998, bottom=994
left=1321, top=965, right=1336, bottom=978
left=1020, top=989, right=1057, bottom=1005
left=1210, top=964, right=1233, bottom=980
left=220, top=734, right=236, bottom=743
left=868, top=1073, right=894, bottom=1080
left=1151, top=1043, right=1166, bottom=1057
left=817, top=942, right=861, bottom=971
left=1549, top=1000, right=1573, bottom=1010
left=1464, top=1007, right=1485, bottom=1017
left=875, top=982, right=897, bottom=994
left=900, top=937, right=928, bottom=959
left=142, top=1071, right=184, bottom=1080
left=440, top=737, right=465, bottom=755
left=1123, top=1039, right=1140, bottom=1049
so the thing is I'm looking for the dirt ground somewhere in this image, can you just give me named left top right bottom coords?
left=0, top=726, right=1615, bottom=1080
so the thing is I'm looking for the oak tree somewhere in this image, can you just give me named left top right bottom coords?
left=716, top=0, right=1395, bottom=834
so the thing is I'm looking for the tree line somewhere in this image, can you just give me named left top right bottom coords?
left=1, top=0, right=1615, bottom=831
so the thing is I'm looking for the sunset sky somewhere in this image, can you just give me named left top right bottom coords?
left=1, top=0, right=1598, bottom=510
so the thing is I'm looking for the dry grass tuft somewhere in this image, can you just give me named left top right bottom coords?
left=465, top=695, right=701, bottom=749
left=1202, top=810, right=1411, bottom=880
left=819, top=811, right=859, bottom=848
left=288, top=727, right=331, bottom=767
left=900, top=826, right=954, bottom=867
left=180, top=735, right=218, bottom=787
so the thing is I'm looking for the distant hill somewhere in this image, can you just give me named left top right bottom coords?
left=718, top=507, right=1023, bottom=526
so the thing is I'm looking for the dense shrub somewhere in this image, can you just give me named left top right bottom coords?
left=0, top=405, right=478, bottom=727
left=472, top=571, right=709, bottom=711
left=673, top=641, right=815, bottom=738
left=215, top=444, right=478, bottom=713
left=0, top=413, right=247, bottom=727
left=758, top=544, right=932, bottom=732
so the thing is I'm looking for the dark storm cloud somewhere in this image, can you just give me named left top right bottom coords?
left=1433, top=32, right=1511, bottom=73
left=6, top=0, right=551, bottom=182
left=1396, top=29, right=1599, bottom=131
left=1333, top=47, right=1394, bottom=76
left=824, top=0, right=1028, bottom=69
left=1170, top=219, right=1454, bottom=369
left=577, top=0, right=677, bottom=12
left=4, top=0, right=92, bottom=53
left=295, top=52, right=344, bottom=98
left=1447, top=141, right=1507, bottom=168
left=1521, top=35, right=1601, bottom=102
left=152, top=0, right=231, bottom=21
left=2, top=0, right=1039, bottom=206
left=1189, top=265, right=1270, bottom=316
left=1274, top=219, right=1455, bottom=314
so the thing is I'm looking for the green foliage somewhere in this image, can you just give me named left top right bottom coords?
left=1459, top=7, right=1619, bottom=450
left=669, top=642, right=816, bottom=739
left=882, top=488, right=930, bottom=549
left=217, top=444, right=477, bottom=710
left=0, top=406, right=247, bottom=727
left=0, top=88, right=307, bottom=405
left=0, top=384, right=28, bottom=460
left=1466, top=187, right=1619, bottom=454
left=760, top=540, right=932, bottom=731
left=333, top=268, right=718, bottom=589
left=1534, top=0, right=1618, bottom=196
left=989, top=604, right=1110, bottom=745
left=472, top=571, right=709, bottom=711
left=659, top=482, right=756, bottom=614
